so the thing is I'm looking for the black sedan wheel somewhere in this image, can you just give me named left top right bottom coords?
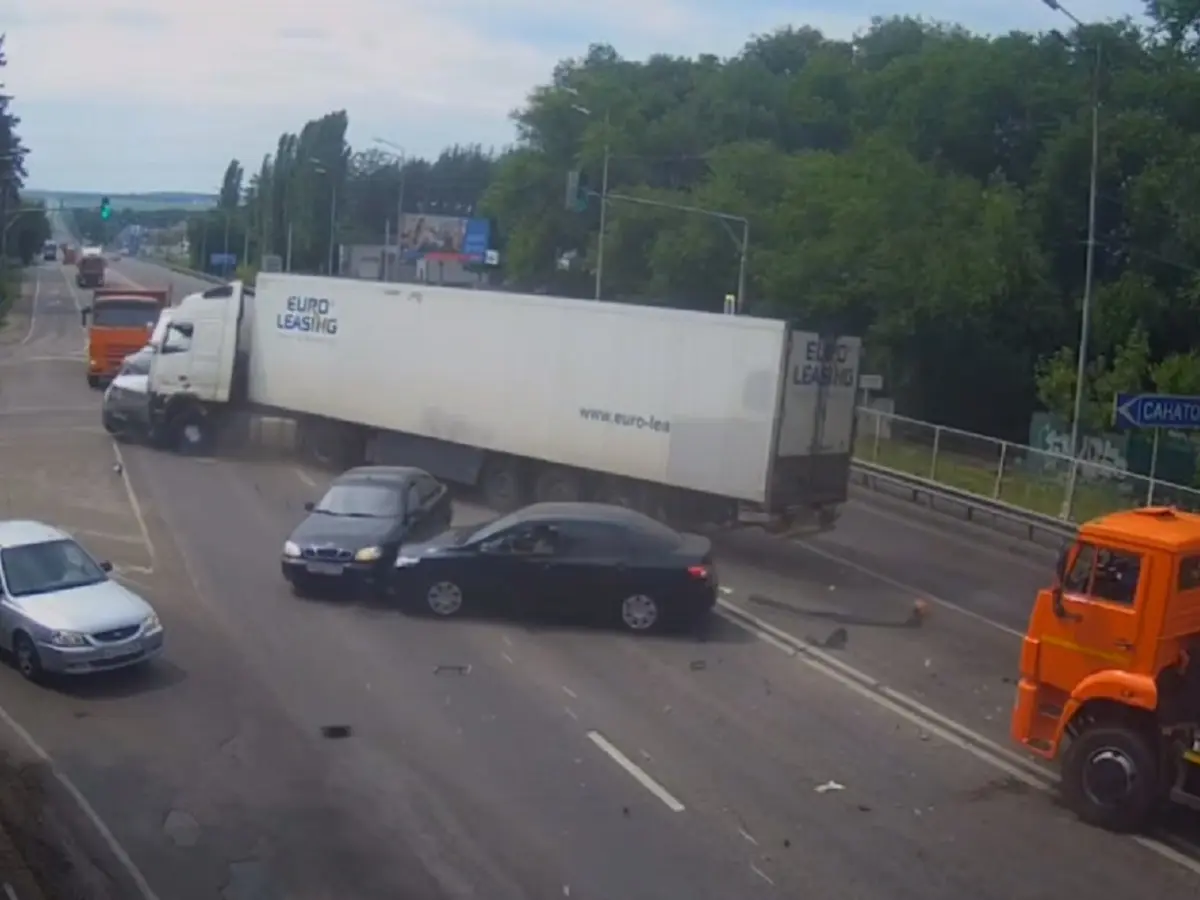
left=424, top=580, right=465, bottom=617
left=619, top=593, right=661, bottom=633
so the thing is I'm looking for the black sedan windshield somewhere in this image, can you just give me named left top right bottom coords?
left=1, top=539, right=108, bottom=597
left=315, top=483, right=402, bottom=518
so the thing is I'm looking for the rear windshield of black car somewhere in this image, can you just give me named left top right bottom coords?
left=93, top=301, right=160, bottom=328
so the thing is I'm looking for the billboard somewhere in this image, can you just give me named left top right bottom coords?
left=399, top=214, right=490, bottom=262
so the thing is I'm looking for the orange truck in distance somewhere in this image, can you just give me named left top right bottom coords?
left=1011, top=506, right=1200, bottom=832
left=80, top=287, right=171, bottom=387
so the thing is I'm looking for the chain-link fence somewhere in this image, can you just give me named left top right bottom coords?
left=854, top=407, right=1200, bottom=522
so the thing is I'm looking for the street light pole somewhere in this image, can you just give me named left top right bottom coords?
left=1042, top=0, right=1101, bottom=516
left=595, top=114, right=610, bottom=301
left=372, top=138, right=407, bottom=280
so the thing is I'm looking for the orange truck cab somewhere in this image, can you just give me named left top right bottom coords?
left=80, top=288, right=170, bottom=388
left=1012, top=507, right=1200, bottom=832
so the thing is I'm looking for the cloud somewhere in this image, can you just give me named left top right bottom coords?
left=0, top=0, right=1147, bottom=190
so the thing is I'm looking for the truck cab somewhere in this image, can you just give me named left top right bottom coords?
left=81, top=288, right=171, bottom=388
left=144, top=280, right=248, bottom=451
left=1011, top=507, right=1200, bottom=831
left=77, top=248, right=106, bottom=288
left=41, top=240, right=57, bottom=262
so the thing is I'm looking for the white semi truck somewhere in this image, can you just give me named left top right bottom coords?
left=141, top=275, right=862, bottom=532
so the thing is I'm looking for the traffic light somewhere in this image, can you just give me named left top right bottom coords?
left=100, top=197, right=111, bottom=220
left=565, top=170, right=588, bottom=212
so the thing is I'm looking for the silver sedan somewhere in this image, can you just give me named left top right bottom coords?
left=0, top=520, right=163, bottom=681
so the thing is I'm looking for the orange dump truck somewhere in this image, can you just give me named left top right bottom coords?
left=1011, top=506, right=1200, bottom=831
left=81, top=287, right=171, bottom=387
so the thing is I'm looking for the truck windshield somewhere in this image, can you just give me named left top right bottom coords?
left=92, top=301, right=160, bottom=328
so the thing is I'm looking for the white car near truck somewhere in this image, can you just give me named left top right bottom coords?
left=137, top=276, right=862, bottom=533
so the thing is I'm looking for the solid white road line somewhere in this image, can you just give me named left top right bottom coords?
left=793, top=537, right=1025, bottom=639
left=0, top=703, right=160, bottom=900
left=714, top=599, right=1200, bottom=877
left=586, top=730, right=685, bottom=812
left=111, top=440, right=156, bottom=572
left=18, top=273, right=40, bottom=345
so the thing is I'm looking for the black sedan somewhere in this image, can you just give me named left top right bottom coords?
left=282, top=466, right=453, bottom=595
left=391, top=502, right=717, bottom=632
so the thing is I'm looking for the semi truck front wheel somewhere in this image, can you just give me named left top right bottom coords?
left=1061, top=723, right=1160, bottom=832
left=171, top=407, right=214, bottom=455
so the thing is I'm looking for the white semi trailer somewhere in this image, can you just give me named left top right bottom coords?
left=141, top=275, right=862, bottom=532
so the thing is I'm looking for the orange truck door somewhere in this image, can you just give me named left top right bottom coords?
left=1046, top=542, right=1145, bottom=682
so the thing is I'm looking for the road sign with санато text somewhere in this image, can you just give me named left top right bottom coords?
left=1114, top=393, right=1200, bottom=429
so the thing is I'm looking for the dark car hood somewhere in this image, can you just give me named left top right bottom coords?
left=402, top=524, right=478, bottom=557
left=289, top=512, right=400, bottom=549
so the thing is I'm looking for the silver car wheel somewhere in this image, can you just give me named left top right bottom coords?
left=620, top=594, right=659, bottom=631
left=427, top=581, right=464, bottom=616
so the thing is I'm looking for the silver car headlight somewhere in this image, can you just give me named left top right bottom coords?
left=354, top=546, right=382, bottom=562
left=394, top=554, right=422, bottom=568
left=49, top=630, right=88, bottom=647
left=142, top=613, right=162, bottom=632
left=282, top=540, right=301, bottom=558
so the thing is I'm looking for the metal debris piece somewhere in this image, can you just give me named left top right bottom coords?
left=434, top=664, right=471, bottom=676
left=320, top=725, right=352, bottom=739
left=814, top=780, right=845, bottom=793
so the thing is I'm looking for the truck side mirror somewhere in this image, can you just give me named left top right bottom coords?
left=1051, top=543, right=1081, bottom=621
left=80, top=306, right=90, bottom=327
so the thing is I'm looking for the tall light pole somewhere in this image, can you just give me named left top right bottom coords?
left=565, top=89, right=610, bottom=300
left=1042, top=0, right=1101, bottom=516
left=311, top=158, right=337, bottom=276
left=373, top=137, right=407, bottom=280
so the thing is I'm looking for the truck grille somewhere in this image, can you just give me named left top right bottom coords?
left=302, top=547, right=353, bottom=562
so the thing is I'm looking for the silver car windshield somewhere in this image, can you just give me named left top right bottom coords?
left=0, top=539, right=108, bottom=598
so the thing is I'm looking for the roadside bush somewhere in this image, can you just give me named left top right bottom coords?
left=0, top=265, right=21, bottom=327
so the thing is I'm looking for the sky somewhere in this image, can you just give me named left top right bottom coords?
left=1, top=0, right=1145, bottom=193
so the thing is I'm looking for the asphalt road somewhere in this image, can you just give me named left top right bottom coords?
left=0, top=256, right=1197, bottom=899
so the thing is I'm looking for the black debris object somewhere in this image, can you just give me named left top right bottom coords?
left=434, top=664, right=471, bottom=675
left=320, top=725, right=352, bottom=739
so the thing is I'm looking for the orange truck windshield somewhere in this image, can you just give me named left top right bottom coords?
left=92, top=301, right=161, bottom=328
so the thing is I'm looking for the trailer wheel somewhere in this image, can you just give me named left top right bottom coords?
left=479, top=457, right=525, bottom=511
left=534, top=467, right=582, bottom=503
left=1061, top=723, right=1159, bottom=832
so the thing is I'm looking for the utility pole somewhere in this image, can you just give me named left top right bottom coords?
left=595, top=116, right=610, bottom=301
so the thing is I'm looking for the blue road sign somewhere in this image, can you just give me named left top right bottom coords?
left=209, top=252, right=236, bottom=267
left=1114, top=393, right=1200, bottom=429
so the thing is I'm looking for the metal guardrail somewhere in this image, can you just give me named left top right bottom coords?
left=851, top=406, right=1200, bottom=541
left=850, top=460, right=1075, bottom=546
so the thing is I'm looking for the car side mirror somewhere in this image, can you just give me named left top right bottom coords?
left=99, top=560, right=113, bottom=572
left=304, top=501, right=314, bottom=512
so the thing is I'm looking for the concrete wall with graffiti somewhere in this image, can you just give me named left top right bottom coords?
left=1029, top=413, right=1198, bottom=486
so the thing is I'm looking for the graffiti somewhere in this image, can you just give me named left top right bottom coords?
left=1031, top=417, right=1128, bottom=482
